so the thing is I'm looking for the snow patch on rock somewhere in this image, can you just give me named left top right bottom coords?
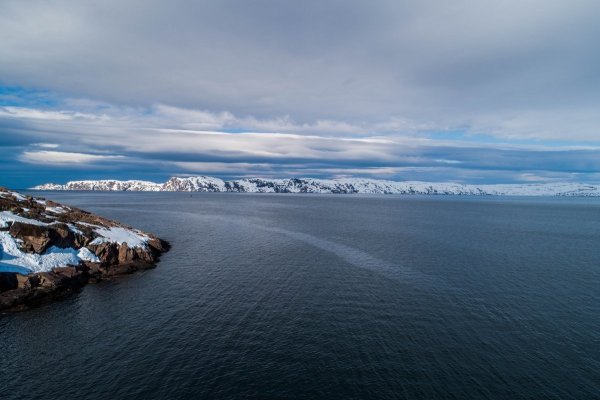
left=0, top=211, right=48, bottom=228
left=90, top=226, right=149, bottom=248
left=0, top=232, right=91, bottom=274
left=77, top=247, right=100, bottom=263
left=67, top=223, right=84, bottom=235
left=45, top=206, right=68, bottom=214
left=0, top=191, right=27, bottom=201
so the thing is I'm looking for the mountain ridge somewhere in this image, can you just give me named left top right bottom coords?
left=30, top=176, right=600, bottom=196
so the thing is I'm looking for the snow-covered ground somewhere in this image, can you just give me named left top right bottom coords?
left=0, top=190, right=27, bottom=201
left=0, top=205, right=149, bottom=274
left=0, top=211, right=49, bottom=228
left=0, top=232, right=100, bottom=274
left=32, top=176, right=600, bottom=196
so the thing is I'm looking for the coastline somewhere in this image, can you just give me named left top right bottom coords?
left=30, top=176, right=600, bottom=196
left=0, top=188, right=170, bottom=313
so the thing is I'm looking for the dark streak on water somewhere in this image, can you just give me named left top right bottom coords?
left=1, top=193, right=599, bottom=399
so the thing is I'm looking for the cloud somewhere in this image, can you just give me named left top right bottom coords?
left=2, top=101, right=600, bottom=185
left=1, top=1, right=600, bottom=187
left=0, top=106, right=600, bottom=176
left=1, top=0, right=600, bottom=140
left=0, top=103, right=416, bottom=162
left=0, top=106, right=107, bottom=121
left=34, top=143, right=60, bottom=148
left=0, top=106, right=73, bottom=121
left=20, top=150, right=125, bottom=165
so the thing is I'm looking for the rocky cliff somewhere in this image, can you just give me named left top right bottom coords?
left=0, top=188, right=169, bottom=312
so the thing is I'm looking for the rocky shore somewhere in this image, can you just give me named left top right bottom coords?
left=0, top=187, right=169, bottom=312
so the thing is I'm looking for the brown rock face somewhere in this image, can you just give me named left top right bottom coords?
left=148, top=237, right=169, bottom=253
left=0, top=267, right=88, bottom=311
left=118, top=243, right=136, bottom=264
left=8, top=223, right=51, bottom=253
left=37, top=272, right=61, bottom=289
left=16, top=274, right=39, bottom=289
left=37, top=267, right=84, bottom=289
left=51, top=223, right=78, bottom=247
left=87, top=242, right=119, bottom=265
left=8, top=222, right=77, bottom=253
left=86, top=238, right=170, bottom=266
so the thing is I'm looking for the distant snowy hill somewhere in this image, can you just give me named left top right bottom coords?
left=35, top=180, right=162, bottom=192
left=31, top=177, right=600, bottom=196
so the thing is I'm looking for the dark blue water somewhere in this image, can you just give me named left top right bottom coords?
left=1, top=193, right=599, bottom=399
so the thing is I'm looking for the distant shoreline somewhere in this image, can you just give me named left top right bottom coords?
left=30, top=176, right=600, bottom=197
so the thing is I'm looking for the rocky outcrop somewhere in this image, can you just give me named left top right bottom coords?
left=0, top=266, right=89, bottom=311
left=0, top=188, right=170, bottom=312
left=8, top=222, right=77, bottom=253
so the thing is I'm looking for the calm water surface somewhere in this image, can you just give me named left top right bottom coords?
left=1, top=193, right=599, bottom=399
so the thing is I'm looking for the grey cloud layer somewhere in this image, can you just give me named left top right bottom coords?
left=2, top=0, right=600, bottom=139
left=3, top=104, right=600, bottom=184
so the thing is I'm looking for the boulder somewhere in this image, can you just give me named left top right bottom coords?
left=88, top=242, right=120, bottom=265
left=148, top=237, right=170, bottom=253
left=8, top=223, right=52, bottom=253
left=8, top=222, right=77, bottom=253
left=118, top=243, right=136, bottom=264
left=38, top=272, right=62, bottom=289
left=16, top=274, right=40, bottom=289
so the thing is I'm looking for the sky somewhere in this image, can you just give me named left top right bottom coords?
left=1, top=0, right=600, bottom=188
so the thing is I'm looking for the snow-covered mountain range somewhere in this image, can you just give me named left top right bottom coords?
left=30, top=176, right=600, bottom=196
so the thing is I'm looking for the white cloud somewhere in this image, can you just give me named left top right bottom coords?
left=20, top=150, right=124, bottom=165
left=2, top=99, right=600, bottom=184
left=34, top=143, right=60, bottom=148
left=2, top=103, right=407, bottom=162
left=0, top=106, right=108, bottom=121
left=0, top=106, right=73, bottom=121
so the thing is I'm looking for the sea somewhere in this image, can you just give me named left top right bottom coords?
left=1, top=193, right=599, bottom=399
